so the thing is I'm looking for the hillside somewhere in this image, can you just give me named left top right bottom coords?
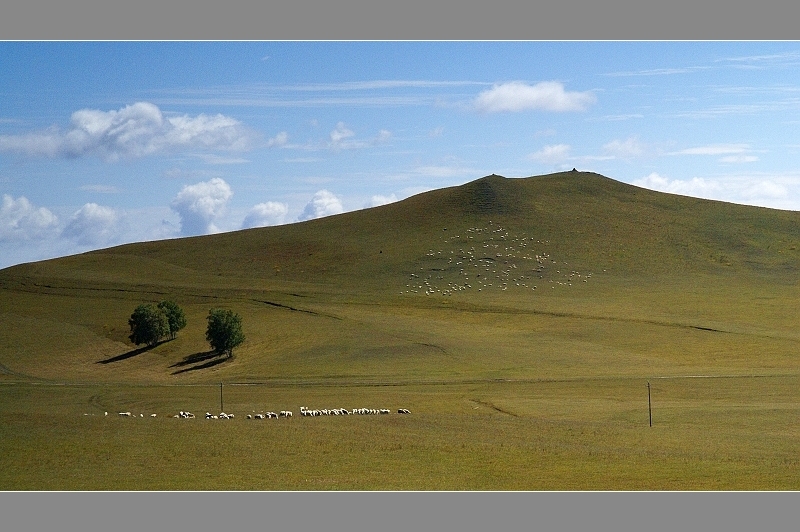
left=1, top=171, right=799, bottom=384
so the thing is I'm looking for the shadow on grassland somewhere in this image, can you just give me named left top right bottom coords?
left=97, top=342, right=167, bottom=364
left=170, top=350, right=232, bottom=374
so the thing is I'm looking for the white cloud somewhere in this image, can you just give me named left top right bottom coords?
left=741, top=180, right=788, bottom=200
left=634, top=172, right=721, bottom=198
left=242, top=201, right=289, bottom=228
left=330, top=122, right=355, bottom=147
left=671, top=144, right=761, bottom=163
left=473, top=81, right=596, bottom=113
left=527, top=144, right=571, bottom=165
left=367, top=194, right=398, bottom=208
left=632, top=172, right=800, bottom=209
left=170, top=177, right=233, bottom=235
left=0, top=102, right=255, bottom=162
left=0, top=194, right=59, bottom=242
left=605, top=66, right=710, bottom=77
left=61, top=203, right=118, bottom=246
left=672, top=144, right=751, bottom=156
left=267, top=131, right=289, bottom=147
left=603, top=137, right=645, bottom=158
left=719, top=155, right=759, bottom=163
left=327, top=123, right=391, bottom=150
left=298, top=190, right=344, bottom=221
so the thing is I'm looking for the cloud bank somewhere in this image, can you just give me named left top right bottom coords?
left=170, top=177, right=233, bottom=235
left=473, top=81, right=596, bottom=113
left=0, top=102, right=255, bottom=161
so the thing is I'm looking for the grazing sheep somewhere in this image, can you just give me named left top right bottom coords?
left=150, top=414, right=157, bottom=418
left=398, top=409, right=411, bottom=414
left=118, top=412, right=132, bottom=417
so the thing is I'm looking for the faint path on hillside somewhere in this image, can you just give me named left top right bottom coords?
left=0, top=359, right=38, bottom=381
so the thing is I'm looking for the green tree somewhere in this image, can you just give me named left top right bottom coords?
left=128, top=304, right=170, bottom=347
left=157, top=300, right=187, bottom=340
left=205, top=308, right=245, bottom=358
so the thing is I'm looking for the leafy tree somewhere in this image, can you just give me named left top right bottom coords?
left=128, top=304, right=170, bottom=347
left=157, top=300, right=187, bottom=340
left=205, top=308, right=245, bottom=358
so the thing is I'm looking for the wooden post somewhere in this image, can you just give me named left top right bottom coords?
left=220, top=382, right=224, bottom=412
left=647, top=381, right=652, bottom=427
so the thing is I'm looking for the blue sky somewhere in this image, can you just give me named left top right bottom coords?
left=2, top=42, right=800, bottom=268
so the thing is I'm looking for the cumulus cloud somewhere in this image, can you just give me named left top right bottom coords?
left=0, top=102, right=255, bottom=162
left=298, top=190, right=344, bottom=221
left=473, top=81, right=596, bottom=113
left=170, top=177, right=233, bottom=235
left=242, top=201, right=289, bottom=228
left=0, top=194, right=59, bottom=242
left=603, top=137, right=645, bottom=158
left=528, top=144, right=571, bottom=165
left=367, top=194, right=398, bottom=207
left=61, top=203, right=118, bottom=245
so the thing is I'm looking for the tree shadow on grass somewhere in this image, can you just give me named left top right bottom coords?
left=97, top=344, right=156, bottom=364
left=170, top=350, right=232, bottom=374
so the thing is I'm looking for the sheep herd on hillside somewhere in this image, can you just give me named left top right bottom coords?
left=402, top=221, right=598, bottom=297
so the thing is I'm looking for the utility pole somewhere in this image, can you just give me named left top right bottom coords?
left=647, top=381, right=652, bottom=427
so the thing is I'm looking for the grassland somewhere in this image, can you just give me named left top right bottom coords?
left=1, top=171, right=799, bottom=490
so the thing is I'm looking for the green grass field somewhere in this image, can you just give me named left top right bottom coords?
left=1, top=172, right=799, bottom=490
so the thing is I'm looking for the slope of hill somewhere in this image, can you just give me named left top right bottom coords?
left=1, top=171, right=799, bottom=384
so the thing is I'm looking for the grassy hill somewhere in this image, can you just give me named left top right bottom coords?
left=2, top=170, right=798, bottom=383
left=2, top=171, right=800, bottom=489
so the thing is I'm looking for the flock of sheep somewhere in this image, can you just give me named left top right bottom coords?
left=99, top=407, right=411, bottom=419
left=402, top=221, right=597, bottom=296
